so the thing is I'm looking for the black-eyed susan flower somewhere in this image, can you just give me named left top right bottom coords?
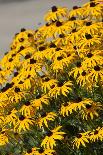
left=48, top=80, right=73, bottom=98
left=73, top=131, right=90, bottom=149
left=44, top=6, right=68, bottom=22
left=41, top=126, right=65, bottom=149
left=14, top=115, right=35, bottom=133
left=80, top=99, right=102, bottom=120
left=31, top=94, right=49, bottom=110
left=37, top=112, right=57, bottom=128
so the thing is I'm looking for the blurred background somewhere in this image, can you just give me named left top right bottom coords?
left=0, top=0, right=88, bottom=58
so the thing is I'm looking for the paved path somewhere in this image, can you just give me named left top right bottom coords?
left=0, top=0, right=88, bottom=58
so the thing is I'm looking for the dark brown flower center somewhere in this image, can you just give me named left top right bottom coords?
left=70, top=17, right=76, bottom=21
left=72, top=29, right=77, bottom=33
left=58, top=81, right=63, bottom=87
left=50, top=43, right=56, bottom=48
left=94, top=65, right=100, bottom=71
left=56, top=48, right=61, bottom=51
left=19, top=81, right=24, bottom=84
left=85, top=34, right=92, bottom=39
left=86, top=21, right=92, bottom=26
left=12, top=54, right=16, bottom=57
left=19, top=38, right=24, bottom=42
left=14, top=72, right=19, bottom=77
left=19, top=115, right=25, bottom=121
left=24, top=101, right=30, bottom=106
left=30, top=59, right=36, bottom=64
left=77, top=133, right=82, bottom=138
left=9, top=58, right=13, bottom=62
left=73, top=6, right=79, bottom=10
left=39, top=46, right=46, bottom=51
left=76, top=61, right=81, bottom=67
left=39, top=148, right=44, bottom=153
left=57, top=56, right=63, bottom=60
left=90, top=2, right=96, bottom=7
left=87, top=53, right=93, bottom=58
left=47, top=130, right=53, bottom=136
left=59, top=34, right=65, bottom=38
left=44, top=77, right=50, bottom=82
left=51, top=85, right=55, bottom=89
left=56, top=21, right=62, bottom=27
left=94, top=130, right=98, bottom=135
left=82, top=71, right=86, bottom=76
left=51, top=6, right=58, bottom=12
left=28, top=33, right=33, bottom=37
left=86, top=104, right=92, bottom=109
left=25, top=54, right=31, bottom=59
left=18, top=46, right=25, bottom=52
left=14, top=87, right=21, bottom=93
left=21, top=28, right=26, bottom=32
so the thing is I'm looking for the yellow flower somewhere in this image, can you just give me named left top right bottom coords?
left=82, top=50, right=103, bottom=68
left=73, top=131, right=90, bottom=149
left=68, top=6, right=85, bottom=18
left=25, top=147, right=55, bottom=155
left=14, top=115, right=35, bottom=133
left=83, top=1, right=103, bottom=18
left=31, top=94, right=49, bottom=110
left=88, top=65, right=103, bottom=83
left=78, top=33, right=101, bottom=49
left=48, top=80, right=73, bottom=98
left=44, top=6, right=68, bottom=22
left=37, top=112, right=57, bottom=128
left=5, top=108, right=18, bottom=126
left=89, top=127, right=103, bottom=142
left=41, top=126, right=65, bottom=149
left=0, top=129, right=9, bottom=146
left=41, top=77, right=58, bottom=93
left=19, top=101, right=35, bottom=117
left=80, top=100, right=102, bottom=120
left=60, top=97, right=85, bottom=116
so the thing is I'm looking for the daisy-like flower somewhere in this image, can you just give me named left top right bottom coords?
left=51, top=54, right=76, bottom=73
left=68, top=5, right=85, bottom=18
left=31, top=94, right=49, bottom=110
left=41, top=77, right=58, bottom=93
left=8, top=87, right=27, bottom=103
left=5, top=108, right=18, bottom=126
left=89, top=127, right=103, bottom=142
left=37, top=23, right=55, bottom=38
left=82, top=50, right=103, bottom=68
left=25, top=147, right=55, bottom=155
left=19, top=101, right=35, bottom=117
left=37, top=112, right=57, bottom=128
left=60, top=97, right=85, bottom=116
left=88, top=65, right=103, bottom=83
left=14, top=115, right=35, bottom=133
left=0, top=129, right=9, bottom=146
left=73, top=131, right=90, bottom=149
left=78, top=33, right=101, bottom=49
left=80, top=99, right=102, bottom=120
left=44, top=6, right=68, bottom=22
left=83, top=1, right=103, bottom=18
left=79, top=21, right=101, bottom=36
left=41, top=126, right=65, bottom=149
left=69, top=61, right=85, bottom=79
left=76, top=70, right=90, bottom=88
left=48, top=80, right=73, bottom=98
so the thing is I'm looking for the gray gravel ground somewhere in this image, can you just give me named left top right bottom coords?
left=0, top=0, right=88, bottom=59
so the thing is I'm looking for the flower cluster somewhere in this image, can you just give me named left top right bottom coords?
left=0, top=0, right=103, bottom=154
